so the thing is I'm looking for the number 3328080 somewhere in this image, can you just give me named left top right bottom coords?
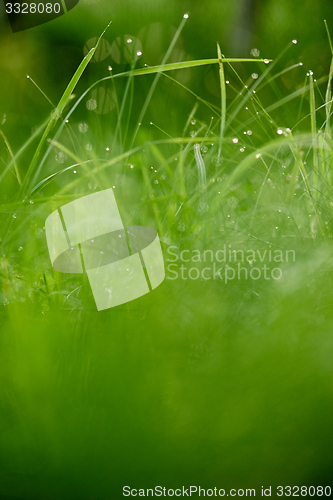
left=5, top=3, right=61, bottom=14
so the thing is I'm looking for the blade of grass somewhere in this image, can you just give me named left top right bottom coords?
left=0, top=129, right=21, bottom=186
left=217, top=43, right=226, bottom=159
left=23, top=21, right=112, bottom=194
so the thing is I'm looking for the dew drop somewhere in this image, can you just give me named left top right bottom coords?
left=190, top=131, right=196, bottom=137
left=232, top=137, right=239, bottom=144
left=183, top=13, right=189, bottom=18
left=247, top=130, right=252, bottom=135
left=190, top=119, right=196, bottom=125
left=292, top=39, right=297, bottom=44
left=55, top=152, right=67, bottom=164
left=86, top=99, right=97, bottom=111
left=201, top=145, right=208, bottom=153
left=251, top=73, right=258, bottom=79
left=277, top=129, right=283, bottom=135
left=136, top=51, right=142, bottom=56
left=250, top=48, right=260, bottom=57
left=127, top=38, right=133, bottom=44
left=78, top=122, right=88, bottom=133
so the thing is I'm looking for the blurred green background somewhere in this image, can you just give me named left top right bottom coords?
left=1, top=0, right=333, bottom=498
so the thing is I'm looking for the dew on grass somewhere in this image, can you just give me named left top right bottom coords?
left=29, top=200, right=33, bottom=204
left=198, top=202, right=209, bottom=213
left=78, top=122, right=88, bottom=133
left=263, top=59, right=270, bottom=64
left=212, top=156, right=223, bottom=167
left=106, top=147, right=110, bottom=151
left=299, top=62, right=303, bottom=66
left=13, top=214, right=16, bottom=218
left=84, top=38, right=111, bottom=62
left=201, top=146, right=208, bottom=153
left=250, top=48, right=260, bottom=57
left=1, top=114, right=6, bottom=124
left=292, top=39, right=297, bottom=44
left=228, top=197, right=238, bottom=208
left=240, top=148, right=245, bottom=152
left=247, top=130, right=252, bottom=135
left=190, top=119, right=196, bottom=125
left=154, top=180, right=159, bottom=184
left=183, top=13, right=189, bottom=18
left=127, top=38, right=133, bottom=44
left=190, top=131, right=196, bottom=137
left=86, top=99, right=97, bottom=111
left=18, top=246, right=23, bottom=251
left=232, top=138, right=239, bottom=144
left=226, top=80, right=230, bottom=84
left=55, top=152, right=67, bottom=164
left=277, top=129, right=283, bottom=135
left=108, top=66, right=113, bottom=71
left=73, top=170, right=77, bottom=174
left=178, top=222, right=186, bottom=231
left=86, top=144, right=93, bottom=151
left=136, top=51, right=142, bottom=56
left=251, top=73, right=258, bottom=79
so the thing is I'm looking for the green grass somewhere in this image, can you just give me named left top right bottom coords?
left=1, top=17, right=333, bottom=499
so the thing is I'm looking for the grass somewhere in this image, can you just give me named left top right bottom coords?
left=1, top=16, right=333, bottom=498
